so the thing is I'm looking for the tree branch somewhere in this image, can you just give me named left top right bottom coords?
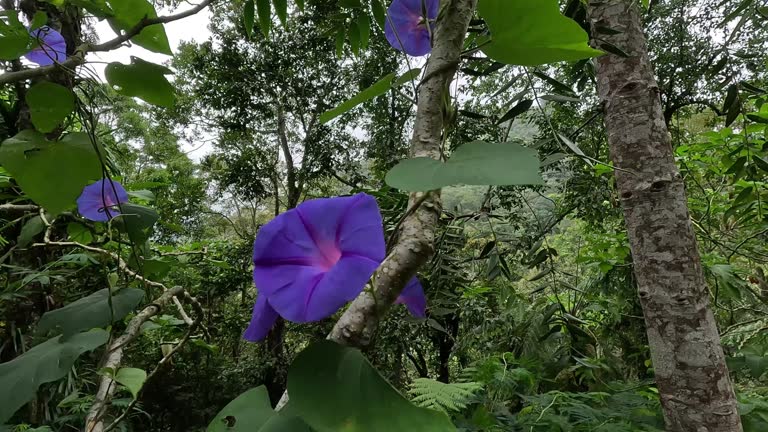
left=0, top=0, right=214, bottom=86
left=84, top=286, right=203, bottom=432
left=328, top=0, right=477, bottom=347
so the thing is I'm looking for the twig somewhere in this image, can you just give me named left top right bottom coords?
left=0, top=204, right=39, bottom=213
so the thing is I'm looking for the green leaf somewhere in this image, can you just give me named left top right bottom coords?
left=557, top=133, right=592, bottom=166
left=348, top=21, right=360, bottom=56
left=0, top=11, right=31, bottom=60
left=393, top=68, right=421, bottom=87
left=105, top=58, right=175, bottom=108
left=18, top=215, right=45, bottom=248
left=29, top=11, right=48, bottom=30
left=752, top=156, right=768, bottom=172
left=107, top=0, right=171, bottom=54
left=320, top=73, right=395, bottom=123
left=37, top=288, right=145, bottom=337
left=244, top=0, right=255, bottom=38
left=114, top=203, right=159, bottom=244
left=256, top=0, right=271, bottom=38
left=386, top=141, right=542, bottom=191
left=67, top=222, right=94, bottom=244
left=598, top=41, right=629, bottom=57
left=340, top=0, right=361, bottom=7
left=273, top=0, right=288, bottom=26
left=289, top=340, right=456, bottom=432
left=26, top=82, right=75, bottom=133
left=114, top=367, right=146, bottom=399
left=207, top=386, right=310, bottom=432
left=358, top=15, right=370, bottom=50
left=478, top=0, right=602, bottom=66
left=0, top=329, right=109, bottom=424
left=141, top=257, right=171, bottom=279
left=69, top=0, right=114, bottom=18
left=497, top=99, right=532, bottom=124
left=127, top=189, right=155, bottom=202
left=335, top=26, right=345, bottom=58
left=295, top=0, right=304, bottom=11
left=371, top=0, right=385, bottom=28
left=0, top=131, right=102, bottom=215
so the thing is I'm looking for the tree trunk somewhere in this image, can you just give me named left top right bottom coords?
left=586, top=1, right=742, bottom=430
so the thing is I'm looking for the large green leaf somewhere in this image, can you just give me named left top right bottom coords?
left=288, top=340, right=456, bottom=432
left=114, top=203, right=159, bottom=244
left=207, top=386, right=311, bottom=432
left=385, top=141, right=543, bottom=191
left=0, top=11, right=31, bottom=60
left=319, top=73, right=395, bottom=123
left=0, top=329, right=109, bottom=424
left=37, top=288, right=145, bottom=337
left=26, top=82, right=75, bottom=133
left=105, top=58, right=175, bottom=107
left=107, top=0, right=171, bottom=54
left=0, top=131, right=102, bottom=215
left=478, top=0, right=602, bottom=66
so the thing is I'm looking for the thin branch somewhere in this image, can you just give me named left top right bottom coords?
left=0, top=204, right=40, bottom=213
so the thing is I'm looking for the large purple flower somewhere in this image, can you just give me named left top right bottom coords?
left=384, top=0, right=439, bottom=56
left=24, top=27, right=67, bottom=66
left=76, top=179, right=129, bottom=222
left=244, top=193, right=427, bottom=342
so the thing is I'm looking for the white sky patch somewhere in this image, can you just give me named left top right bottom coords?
left=85, top=4, right=214, bottom=161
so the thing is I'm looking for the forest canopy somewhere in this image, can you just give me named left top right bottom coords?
left=1, top=0, right=768, bottom=431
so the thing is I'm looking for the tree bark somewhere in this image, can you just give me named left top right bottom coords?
left=586, top=1, right=742, bottom=430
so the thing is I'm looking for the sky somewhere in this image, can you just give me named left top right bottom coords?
left=87, top=3, right=214, bottom=160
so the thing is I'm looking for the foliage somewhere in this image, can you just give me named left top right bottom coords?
left=1, top=0, right=768, bottom=431
left=409, top=378, right=483, bottom=413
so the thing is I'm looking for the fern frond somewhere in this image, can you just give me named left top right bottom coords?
left=408, top=378, right=482, bottom=413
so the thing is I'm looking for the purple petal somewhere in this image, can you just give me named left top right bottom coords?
left=297, top=192, right=385, bottom=262
left=25, top=27, right=67, bottom=66
left=252, top=193, right=386, bottom=322
left=243, top=293, right=280, bottom=342
left=384, top=0, right=436, bottom=56
left=397, top=277, right=427, bottom=318
left=77, top=179, right=129, bottom=222
left=264, top=254, right=379, bottom=322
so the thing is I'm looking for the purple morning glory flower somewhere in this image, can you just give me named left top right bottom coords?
left=244, top=193, right=427, bottom=342
left=24, top=27, right=67, bottom=66
left=76, top=179, right=129, bottom=222
left=384, top=0, right=439, bottom=56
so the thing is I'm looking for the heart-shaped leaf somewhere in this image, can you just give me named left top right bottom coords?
left=26, top=82, right=75, bottom=133
left=288, top=340, right=456, bottom=432
left=0, top=131, right=102, bottom=215
left=105, top=57, right=175, bottom=107
left=478, top=0, right=602, bottom=66
left=207, top=386, right=311, bottom=432
left=386, top=141, right=543, bottom=191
